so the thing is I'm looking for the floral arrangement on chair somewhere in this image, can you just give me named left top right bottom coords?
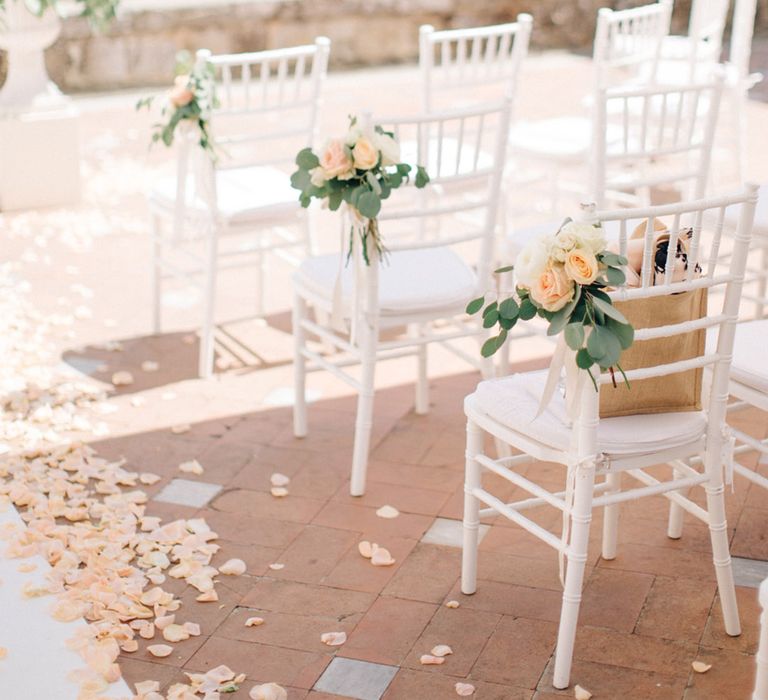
left=136, top=51, right=218, bottom=158
left=290, top=116, right=430, bottom=265
left=468, top=219, right=635, bottom=388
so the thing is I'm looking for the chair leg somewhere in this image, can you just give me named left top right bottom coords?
left=151, top=213, right=163, bottom=335
left=350, top=331, right=377, bottom=497
left=553, top=461, right=597, bottom=690
left=755, top=579, right=768, bottom=700
left=705, top=477, right=741, bottom=636
left=198, top=226, right=218, bottom=379
left=413, top=324, right=429, bottom=415
left=255, top=250, right=266, bottom=317
left=601, top=472, right=621, bottom=560
left=666, top=466, right=685, bottom=540
left=293, top=292, right=308, bottom=438
left=461, top=419, right=484, bottom=595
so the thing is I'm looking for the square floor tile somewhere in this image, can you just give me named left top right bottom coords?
left=313, top=657, right=397, bottom=700
left=732, top=556, right=768, bottom=588
left=153, top=478, right=222, bottom=508
left=420, top=517, right=489, bottom=548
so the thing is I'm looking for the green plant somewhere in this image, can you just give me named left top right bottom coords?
left=0, top=0, right=120, bottom=30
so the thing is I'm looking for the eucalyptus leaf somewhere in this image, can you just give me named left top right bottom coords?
left=576, top=348, right=593, bottom=369
left=466, top=296, right=485, bottom=315
left=519, top=299, right=537, bottom=321
left=564, top=322, right=585, bottom=351
left=482, top=301, right=498, bottom=318
left=495, top=265, right=514, bottom=274
left=296, top=148, right=320, bottom=170
left=483, top=310, right=500, bottom=328
left=591, top=296, right=629, bottom=325
left=498, top=297, right=519, bottom=320
left=415, top=165, right=430, bottom=188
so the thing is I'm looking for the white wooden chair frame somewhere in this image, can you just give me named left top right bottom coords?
left=419, top=15, right=532, bottom=111
left=462, top=184, right=760, bottom=690
left=293, top=101, right=512, bottom=496
left=149, top=38, right=330, bottom=378
left=757, top=577, right=768, bottom=699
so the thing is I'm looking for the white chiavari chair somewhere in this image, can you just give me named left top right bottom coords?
left=756, top=577, right=768, bottom=700
left=419, top=15, right=532, bottom=112
left=508, top=1, right=673, bottom=211
left=462, top=184, right=760, bottom=690
left=293, top=101, right=511, bottom=496
left=148, top=38, right=331, bottom=377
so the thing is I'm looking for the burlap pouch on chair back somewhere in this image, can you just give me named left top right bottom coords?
left=599, top=288, right=707, bottom=417
left=599, top=219, right=708, bottom=418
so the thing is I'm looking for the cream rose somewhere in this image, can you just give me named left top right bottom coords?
left=169, top=75, right=194, bottom=108
left=320, top=139, right=354, bottom=180
left=564, top=248, right=599, bottom=285
left=559, top=221, right=606, bottom=255
left=309, top=167, right=327, bottom=188
left=530, top=263, right=575, bottom=312
left=374, top=132, right=400, bottom=166
left=515, top=236, right=553, bottom=289
left=352, top=137, right=379, bottom=170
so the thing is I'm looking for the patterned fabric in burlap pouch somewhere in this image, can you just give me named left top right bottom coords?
left=600, top=219, right=707, bottom=418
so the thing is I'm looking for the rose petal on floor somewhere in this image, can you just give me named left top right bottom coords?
left=141, top=360, right=159, bottom=372
left=219, top=558, right=246, bottom=575
left=692, top=661, right=712, bottom=673
left=139, top=473, right=161, bottom=485
left=111, top=370, right=134, bottom=386
left=445, top=600, right=460, bottom=608
left=455, top=682, right=475, bottom=696
left=147, top=644, right=173, bottom=658
left=268, top=563, right=284, bottom=571
left=420, top=654, right=445, bottom=665
left=249, top=682, right=288, bottom=700
left=245, top=617, right=265, bottom=627
left=196, top=590, right=219, bottom=602
left=358, top=540, right=374, bottom=558
left=375, top=505, right=399, bottom=519
left=320, top=631, right=347, bottom=646
left=371, top=547, right=395, bottom=566
left=574, top=685, right=593, bottom=700
left=135, top=680, right=160, bottom=694
left=179, top=459, right=204, bottom=475
left=270, top=487, right=289, bottom=498
left=431, top=644, right=453, bottom=657
left=162, top=623, right=190, bottom=642
left=270, top=473, right=290, bottom=487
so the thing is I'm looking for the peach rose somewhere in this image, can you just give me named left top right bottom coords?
left=352, top=136, right=379, bottom=170
left=530, top=263, right=575, bottom=312
left=564, top=248, right=599, bottom=285
left=169, top=75, right=194, bottom=108
left=320, top=139, right=354, bottom=180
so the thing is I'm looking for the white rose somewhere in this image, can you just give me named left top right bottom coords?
left=374, top=132, right=400, bottom=166
left=552, top=231, right=579, bottom=262
left=559, top=221, right=606, bottom=255
left=345, top=123, right=364, bottom=147
left=515, top=236, right=553, bottom=289
left=309, top=167, right=327, bottom=187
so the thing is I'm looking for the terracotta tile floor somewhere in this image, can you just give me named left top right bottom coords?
left=3, top=53, right=768, bottom=700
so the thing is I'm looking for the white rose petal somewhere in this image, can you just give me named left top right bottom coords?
left=320, top=631, right=347, bottom=646
left=455, top=682, right=475, bottom=696
left=219, top=558, right=246, bottom=576
left=375, top=505, right=399, bottom=519
left=692, top=661, right=712, bottom=673
left=574, top=685, right=593, bottom=699
left=249, top=682, right=288, bottom=700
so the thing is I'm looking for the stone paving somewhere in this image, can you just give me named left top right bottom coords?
left=2, top=53, right=768, bottom=699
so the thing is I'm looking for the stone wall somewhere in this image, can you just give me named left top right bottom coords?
left=2, top=0, right=767, bottom=91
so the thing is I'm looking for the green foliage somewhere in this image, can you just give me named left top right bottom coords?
left=1, top=0, right=120, bottom=30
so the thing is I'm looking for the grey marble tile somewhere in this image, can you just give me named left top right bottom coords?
left=420, top=517, right=490, bottom=548
left=732, top=556, right=768, bottom=588
left=153, top=478, right=222, bottom=508
left=313, top=657, right=397, bottom=700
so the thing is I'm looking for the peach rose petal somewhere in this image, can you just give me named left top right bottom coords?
left=139, top=473, right=161, bottom=485
left=270, top=473, right=290, bottom=487
left=147, top=644, right=173, bottom=658
left=574, top=685, right=593, bottom=700
left=692, top=661, right=712, bottom=673
left=196, top=590, right=219, bottom=602
left=455, top=683, right=475, bottom=696
left=268, top=563, right=284, bottom=571
left=121, top=639, right=139, bottom=653
left=183, top=622, right=201, bottom=636
left=206, top=664, right=236, bottom=683
left=219, top=558, right=246, bottom=575
left=375, top=505, right=399, bottom=519
left=249, top=683, right=288, bottom=700
left=135, top=680, right=160, bottom=694
left=320, top=632, right=347, bottom=646
left=420, top=654, right=445, bottom=665
left=171, top=424, right=191, bottom=435
left=139, top=623, right=156, bottom=639
left=358, top=541, right=374, bottom=558
left=245, top=617, right=264, bottom=627
left=370, top=547, right=396, bottom=567
left=270, top=487, right=289, bottom=498
left=155, top=614, right=175, bottom=630
left=431, top=644, right=453, bottom=657
left=162, top=623, right=190, bottom=643
left=445, top=600, right=460, bottom=609
left=179, top=459, right=204, bottom=475
left=111, top=371, right=134, bottom=386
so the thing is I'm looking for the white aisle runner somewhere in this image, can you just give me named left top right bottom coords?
left=0, top=503, right=133, bottom=699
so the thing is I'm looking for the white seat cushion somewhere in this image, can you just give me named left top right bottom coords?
left=724, top=183, right=768, bottom=237
left=295, top=247, right=477, bottom=316
left=149, top=165, right=298, bottom=224
left=474, top=370, right=706, bottom=457
left=707, top=320, right=768, bottom=394
left=509, top=118, right=628, bottom=162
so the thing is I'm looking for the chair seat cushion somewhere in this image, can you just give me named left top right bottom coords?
left=149, top=165, right=298, bottom=223
left=707, top=319, right=768, bottom=394
left=295, top=247, right=478, bottom=316
left=509, top=118, right=627, bottom=161
left=473, top=370, right=707, bottom=456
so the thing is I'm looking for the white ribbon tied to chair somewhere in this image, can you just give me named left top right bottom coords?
left=330, top=206, right=367, bottom=346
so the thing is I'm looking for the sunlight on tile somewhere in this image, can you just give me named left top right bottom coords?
left=732, top=557, right=768, bottom=588
left=153, top=478, right=222, bottom=507
left=421, top=517, right=490, bottom=548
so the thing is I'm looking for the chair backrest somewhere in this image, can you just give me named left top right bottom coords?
left=590, top=75, right=724, bottom=209
left=574, top=184, right=760, bottom=464
left=689, top=0, right=730, bottom=51
left=729, top=0, right=759, bottom=81
left=363, top=100, right=511, bottom=290
left=419, top=15, right=532, bottom=111
left=592, top=1, right=673, bottom=88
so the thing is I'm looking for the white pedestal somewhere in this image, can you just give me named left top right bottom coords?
left=0, top=105, right=82, bottom=211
